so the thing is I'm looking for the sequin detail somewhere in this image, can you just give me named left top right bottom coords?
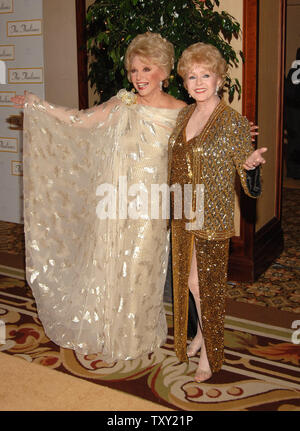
left=168, top=100, right=258, bottom=239
left=169, top=100, right=260, bottom=372
left=172, top=222, right=229, bottom=372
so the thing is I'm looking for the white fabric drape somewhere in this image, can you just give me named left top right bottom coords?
left=23, top=94, right=179, bottom=362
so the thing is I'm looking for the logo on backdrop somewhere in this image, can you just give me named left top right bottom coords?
left=0, top=0, right=13, bottom=14
left=0, top=137, right=17, bottom=153
left=0, top=45, right=15, bottom=61
left=7, top=19, right=42, bottom=37
left=0, top=91, right=15, bottom=107
left=8, top=67, right=43, bottom=84
left=11, top=160, right=22, bottom=176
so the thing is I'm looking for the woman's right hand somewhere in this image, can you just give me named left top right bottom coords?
left=11, top=92, right=26, bottom=108
left=11, top=91, right=39, bottom=108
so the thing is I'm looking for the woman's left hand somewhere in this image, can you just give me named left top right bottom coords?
left=243, top=147, right=268, bottom=170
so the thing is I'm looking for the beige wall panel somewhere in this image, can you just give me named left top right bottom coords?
left=256, top=0, right=281, bottom=231
left=220, top=0, right=244, bottom=235
left=43, top=0, right=78, bottom=108
left=86, top=0, right=98, bottom=107
left=220, top=0, right=243, bottom=114
left=286, top=1, right=300, bottom=73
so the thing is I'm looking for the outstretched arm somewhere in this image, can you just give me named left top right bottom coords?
left=11, top=91, right=117, bottom=128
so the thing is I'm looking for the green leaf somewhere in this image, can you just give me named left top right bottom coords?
left=86, top=0, right=243, bottom=103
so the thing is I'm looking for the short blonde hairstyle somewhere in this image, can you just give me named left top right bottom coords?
left=125, top=32, right=174, bottom=85
left=177, top=42, right=228, bottom=83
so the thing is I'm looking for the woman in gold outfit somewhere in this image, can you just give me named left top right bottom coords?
left=169, top=42, right=267, bottom=382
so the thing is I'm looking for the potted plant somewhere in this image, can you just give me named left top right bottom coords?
left=86, top=0, right=243, bottom=103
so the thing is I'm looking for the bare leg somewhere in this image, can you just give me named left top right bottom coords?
left=188, top=242, right=212, bottom=382
left=187, top=245, right=202, bottom=356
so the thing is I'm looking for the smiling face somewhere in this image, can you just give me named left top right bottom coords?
left=130, top=55, right=166, bottom=98
left=185, top=64, right=222, bottom=103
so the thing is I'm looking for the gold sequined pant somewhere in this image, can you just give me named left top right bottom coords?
left=171, top=220, right=229, bottom=373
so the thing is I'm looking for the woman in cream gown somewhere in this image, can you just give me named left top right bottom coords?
left=13, top=33, right=186, bottom=362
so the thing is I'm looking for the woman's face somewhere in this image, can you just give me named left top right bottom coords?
left=130, top=55, right=166, bottom=97
left=185, top=64, right=222, bottom=103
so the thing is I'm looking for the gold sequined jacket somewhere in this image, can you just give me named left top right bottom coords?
left=168, top=100, right=261, bottom=239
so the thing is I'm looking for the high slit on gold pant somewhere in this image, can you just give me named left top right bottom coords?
left=172, top=220, right=229, bottom=373
left=168, top=101, right=261, bottom=373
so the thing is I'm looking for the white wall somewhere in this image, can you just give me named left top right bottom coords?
left=0, top=0, right=44, bottom=223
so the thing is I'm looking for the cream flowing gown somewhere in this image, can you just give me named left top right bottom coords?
left=23, top=91, right=180, bottom=362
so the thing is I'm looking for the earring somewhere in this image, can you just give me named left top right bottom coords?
left=159, top=81, right=163, bottom=91
left=215, top=85, right=219, bottom=95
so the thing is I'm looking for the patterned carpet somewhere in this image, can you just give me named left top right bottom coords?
left=0, top=222, right=24, bottom=256
left=0, top=279, right=299, bottom=411
left=1, top=188, right=300, bottom=312
left=163, top=187, right=300, bottom=313
left=0, top=187, right=299, bottom=410
left=226, top=188, right=300, bottom=313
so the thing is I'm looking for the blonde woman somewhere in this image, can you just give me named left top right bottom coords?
left=12, top=33, right=258, bottom=364
left=169, top=42, right=266, bottom=382
left=12, top=32, right=185, bottom=362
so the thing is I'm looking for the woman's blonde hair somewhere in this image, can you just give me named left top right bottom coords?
left=177, top=42, right=228, bottom=84
left=125, top=32, right=174, bottom=86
